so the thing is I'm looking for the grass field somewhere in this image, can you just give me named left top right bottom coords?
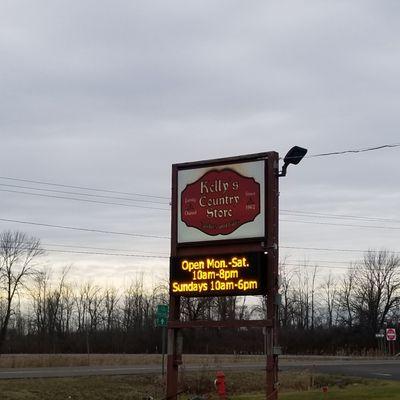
left=0, top=371, right=399, bottom=400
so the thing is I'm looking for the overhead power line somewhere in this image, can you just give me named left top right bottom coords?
left=41, top=242, right=169, bottom=255
left=2, top=185, right=398, bottom=226
left=3, top=184, right=399, bottom=227
left=1, top=142, right=398, bottom=204
left=307, top=143, right=400, bottom=158
left=0, top=176, right=169, bottom=200
left=43, top=248, right=168, bottom=259
left=0, top=217, right=169, bottom=239
left=44, top=243, right=400, bottom=257
left=0, top=189, right=170, bottom=211
left=283, top=263, right=351, bottom=270
left=18, top=241, right=400, bottom=259
left=281, top=245, right=400, bottom=254
left=280, top=218, right=400, bottom=231
left=2, top=214, right=400, bottom=246
left=289, top=259, right=355, bottom=265
left=280, top=209, right=400, bottom=224
left=0, top=183, right=169, bottom=205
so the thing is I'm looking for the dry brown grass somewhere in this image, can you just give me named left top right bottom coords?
left=0, top=353, right=268, bottom=369
left=0, top=370, right=385, bottom=400
left=0, top=353, right=159, bottom=368
left=0, top=353, right=377, bottom=369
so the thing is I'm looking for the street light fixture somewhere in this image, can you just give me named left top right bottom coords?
left=279, top=146, right=308, bottom=177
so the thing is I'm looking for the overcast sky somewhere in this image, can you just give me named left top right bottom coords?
left=1, top=1, right=399, bottom=287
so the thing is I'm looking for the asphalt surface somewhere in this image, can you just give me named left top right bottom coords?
left=0, top=359, right=399, bottom=380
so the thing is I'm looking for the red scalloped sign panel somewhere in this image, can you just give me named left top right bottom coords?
left=181, top=169, right=260, bottom=236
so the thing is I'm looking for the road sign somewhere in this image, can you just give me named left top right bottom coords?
left=156, top=305, right=169, bottom=327
left=156, top=316, right=167, bottom=327
left=386, top=328, right=396, bottom=341
left=375, top=333, right=385, bottom=338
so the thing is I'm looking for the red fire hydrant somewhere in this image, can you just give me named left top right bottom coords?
left=214, top=371, right=226, bottom=400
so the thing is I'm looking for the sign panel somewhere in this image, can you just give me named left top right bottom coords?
left=156, top=304, right=169, bottom=327
left=177, top=161, right=265, bottom=243
left=170, top=252, right=266, bottom=297
left=386, top=328, right=396, bottom=341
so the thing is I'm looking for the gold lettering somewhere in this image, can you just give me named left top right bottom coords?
left=181, top=260, right=205, bottom=272
left=199, top=196, right=207, bottom=207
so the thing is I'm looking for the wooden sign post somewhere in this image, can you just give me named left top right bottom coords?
left=167, top=152, right=279, bottom=400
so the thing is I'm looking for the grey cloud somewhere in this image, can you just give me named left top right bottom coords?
left=0, top=1, right=399, bottom=282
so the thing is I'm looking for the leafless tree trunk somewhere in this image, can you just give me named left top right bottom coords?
left=180, top=296, right=213, bottom=321
left=0, top=231, right=44, bottom=352
left=338, top=267, right=355, bottom=327
left=322, top=273, right=337, bottom=329
left=278, top=261, right=294, bottom=327
left=310, top=266, right=318, bottom=330
left=351, top=250, right=400, bottom=334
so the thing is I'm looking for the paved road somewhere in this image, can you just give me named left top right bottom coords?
left=0, top=359, right=398, bottom=380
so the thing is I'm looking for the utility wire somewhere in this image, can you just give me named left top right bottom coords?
left=41, top=243, right=169, bottom=255
left=0, top=176, right=169, bottom=200
left=1, top=142, right=398, bottom=203
left=281, top=245, right=400, bottom=254
left=288, top=259, right=356, bottom=265
left=40, top=251, right=355, bottom=266
left=280, top=209, right=400, bottom=224
left=14, top=240, right=395, bottom=259
left=0, top=217, right=169, bottom=239
left=44, top=243, right=400, bottom=257
left=43, top=248, right=168, bottom=259
left=10, top=241, right=396, bottom=259
left=0, top=183, right=169, bottom=205
left=2, top=214, right=400, bottom=245
left=281, top=218, right=400, bottom=231
left=283, top=263, right=352, bottom=270
left=307, top=143, right=400, bottom=158
left=0, top=189, right=170, bottom=211
left=4, top=185, right=400, bottom=227
left=4, top=185, right=400, bottom=228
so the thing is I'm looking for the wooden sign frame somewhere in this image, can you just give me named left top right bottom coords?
left=167, top=151, right=279, bottom=400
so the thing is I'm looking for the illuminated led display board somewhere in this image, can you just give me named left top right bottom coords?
left=170, top=252, right=266, bottom=297
left=177, top=161, right=265, bottom=244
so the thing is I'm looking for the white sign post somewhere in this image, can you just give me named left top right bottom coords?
left=386, top=328, right=396, bottom=356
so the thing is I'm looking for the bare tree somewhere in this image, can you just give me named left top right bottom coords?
left=180, top=296, right=214, bottom=321
left=104, top=287, right=120, bottom=331
left=291, top=264, right=312, bottom=329
left=214, top=296, right=237, bottom=321
left=321, top=273, right=337, bottom=329
left=0, top=231, right=44, bottom=352
left=310, top=265, right=318, bottom=330
left=351, top=250, right=400, bottom=334
left=337, top=266, right=355, bottom=327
